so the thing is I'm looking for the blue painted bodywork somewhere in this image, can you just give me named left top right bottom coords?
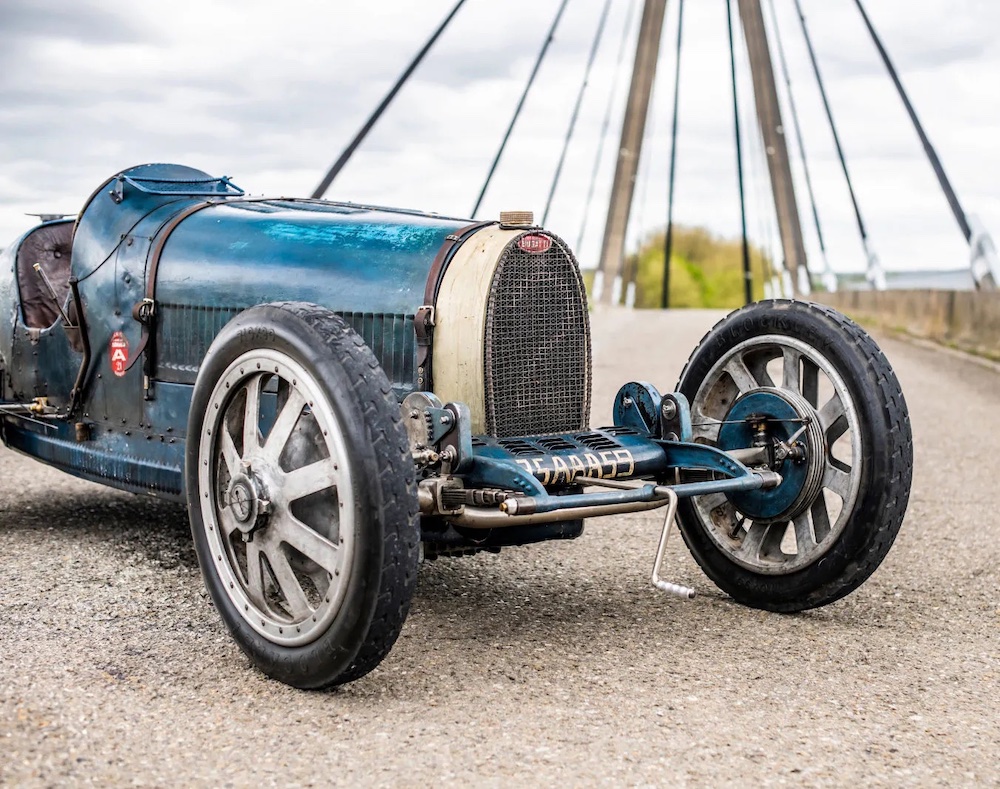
left=1, top=164, right=469, bottom=500
left=0, top=162, right=769, bottom=520
left=153, top=199, right=454, bottom=388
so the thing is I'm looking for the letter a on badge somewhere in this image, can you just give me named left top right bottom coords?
left=110, top=331, right=129, bottom=378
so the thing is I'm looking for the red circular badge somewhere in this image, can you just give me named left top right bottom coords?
left=110, top=331, right=129, bottom=377
left=517, top=233, right=552, bottom=254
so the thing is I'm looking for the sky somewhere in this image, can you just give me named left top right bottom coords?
left=1, top=0, right=998, bottom=279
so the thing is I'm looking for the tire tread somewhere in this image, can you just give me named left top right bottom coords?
left=268, top=302, right=419, bottom=685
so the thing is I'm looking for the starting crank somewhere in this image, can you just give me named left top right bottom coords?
left=651, top=488, right=696, bottom=599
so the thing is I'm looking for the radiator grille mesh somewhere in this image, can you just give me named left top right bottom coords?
left=484, top=232, right=591, bottom=437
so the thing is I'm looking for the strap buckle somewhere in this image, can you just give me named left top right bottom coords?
left=414, top=305, right=436, bottom=345
left=132, top=298, right=156, bottom=324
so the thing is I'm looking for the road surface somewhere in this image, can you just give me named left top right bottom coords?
left=1, top=308, right=997, bottom=786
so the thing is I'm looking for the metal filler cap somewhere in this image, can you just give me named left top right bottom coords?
left=499, top=210, right=534, bottom=228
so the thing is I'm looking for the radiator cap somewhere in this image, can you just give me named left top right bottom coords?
left=499, top=210, right=534, bottom=228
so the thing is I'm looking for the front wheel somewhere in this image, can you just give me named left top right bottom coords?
left=675, top=300, right=912, bottom=612
left=186, top=302, right=419, bottom=688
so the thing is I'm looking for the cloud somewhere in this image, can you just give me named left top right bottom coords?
left=0, top=0, right=997, bottom=279
left=0, top=0, right=146, bottom=45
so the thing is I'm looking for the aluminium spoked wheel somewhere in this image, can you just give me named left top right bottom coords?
left=187, top=302, right=419, bottom=688
left=676, top=300, right=912, bottom=612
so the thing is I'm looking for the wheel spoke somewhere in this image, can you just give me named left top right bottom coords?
left=747, top=355, right=776, bottom=389
left=272, top=514, right=340, bottom=575
left=801, top=358, right=820, bottom=407
left=824, top=465, right=852, bottom=500
left=218, top=506, right=242, bottom=537
left=725, top=356, right=759, bottom=393
left=282, top=458, right=339, bottom=502
left=763, top=522, right=788, bottom=559
left=245, top=541, right=267, bottom=609
left=782, top=347, right=801, bottom=393
left=827, top=414, right=850, bottom=445
left=818, top=393, right=846, bottom=434
left=792, top=513, right=816, bottom=555
left=829, top=456, right=852, bottom=473
left=219, top=425, right=241, bottom=475
left=243, top=374, right=262, bottom=454
left=263, top=547, right=313, bottom=620
left=262, top=388, right=307, bottom=461
left=738, top=520, right=781, bottom=562
left=811, top=495, right=832, bottom=542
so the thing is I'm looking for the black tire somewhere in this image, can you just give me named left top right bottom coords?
left=675, top=299, right=912, bottom=612
left=186, top=302, right=419, bottom=688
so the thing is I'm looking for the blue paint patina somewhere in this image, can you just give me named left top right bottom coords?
left=261, top=220, right=446, bottom=252
left=156, top=199, right=465, bottom=319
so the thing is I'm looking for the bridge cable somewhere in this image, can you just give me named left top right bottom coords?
left=660, top=0, right=685, bottom=309
left=542, top=0, right=614, bottom=226
left=852, top=0, right=971, bottom=241
left=471, top=0, right=572, bottom=217
left=576, top=0, right=639, bottom=253
left=793, top=0, right=882, bottom=286
left=767, top=0, right=834, bottom=291
left=310, top=0, right=468, bottom=199
left=726, top=0, right=752, bottom=306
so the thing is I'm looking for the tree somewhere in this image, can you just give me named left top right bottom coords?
left=628, top=225, right=773, bottom=308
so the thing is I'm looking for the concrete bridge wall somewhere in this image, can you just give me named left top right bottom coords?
left=814, top=290, right=1000, bottom=362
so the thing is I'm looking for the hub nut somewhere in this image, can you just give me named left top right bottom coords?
left=226, top=469, right=271, bottom=539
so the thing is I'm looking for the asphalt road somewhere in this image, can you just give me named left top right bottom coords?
left=2, top=308, right=997, bottom=787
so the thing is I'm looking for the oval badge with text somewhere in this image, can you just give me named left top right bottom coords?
left=517, top=233, right=552, bottom=254
left=110, top=331, right=129, bottom=377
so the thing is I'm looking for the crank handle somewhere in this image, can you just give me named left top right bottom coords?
left=654, top=579, right=696, bottom=599
left=650, top=488, right=697, bottom=601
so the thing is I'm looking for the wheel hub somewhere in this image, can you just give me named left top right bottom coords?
left=718, top=387, right=827, bottom=522
left=226, top=465, right=271, bottom=539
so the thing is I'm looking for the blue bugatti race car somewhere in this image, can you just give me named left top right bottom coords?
left=0, top=163, right=912, bottom=688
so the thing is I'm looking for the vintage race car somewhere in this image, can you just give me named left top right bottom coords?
left=0, top=163, right=912, bottom=688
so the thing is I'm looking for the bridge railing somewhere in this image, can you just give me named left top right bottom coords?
left=814, top=290, right=1000, bottom=363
